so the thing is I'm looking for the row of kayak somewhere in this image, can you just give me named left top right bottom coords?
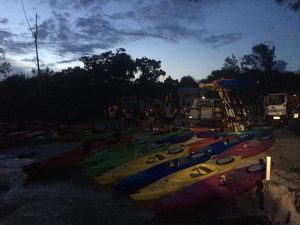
left=22, top=128, right=188, bottom=177
left=21, top=126, right=274, bottom=213
left=0, top=123, right=137, bottom=149
left=92, top=135, right=273, bottom=194
left=78, top=129, right=274, bottom=212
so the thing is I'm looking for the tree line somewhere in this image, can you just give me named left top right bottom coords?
left=0, top=43, right=299, bottom=123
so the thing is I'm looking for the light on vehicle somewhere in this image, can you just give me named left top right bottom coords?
left=189, top=115, right=193, bottom=119
left=273, top=116, right=280, bottom=120
left=293, top=113, right=299, bottom=119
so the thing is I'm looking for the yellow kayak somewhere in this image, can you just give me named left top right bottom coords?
left=130, top=155, right=241, bottom=201
left=95, top=146, right=188, bottom=185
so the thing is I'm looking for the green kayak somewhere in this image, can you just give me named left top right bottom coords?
left=32, top=132, right=59, bottom=144
left=79, top=129, right=184, bottom=169
left=81, top=127, right=138, bottom=143
left=83, top=142, right=170, bottom=177
left=79, top=138, right=151, bottom=169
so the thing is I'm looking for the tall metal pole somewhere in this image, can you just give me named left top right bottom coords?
left=34, top=13, right=40, bottom=76
left=21, top=0, right=40, bottom=76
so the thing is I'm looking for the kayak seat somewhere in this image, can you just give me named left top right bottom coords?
left=146, top=154, right=166, bottom=164
left=190, top=166, right=213, bottom=178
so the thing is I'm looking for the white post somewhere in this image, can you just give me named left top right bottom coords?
left=266, top=156, right=271, bottom=181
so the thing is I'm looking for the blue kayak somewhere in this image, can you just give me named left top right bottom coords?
left=195, top=126, right=274, bottom=138
left=114, top=134, right=252, bottom=193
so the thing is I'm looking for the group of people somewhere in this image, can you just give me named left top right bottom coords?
left=106, top=101, right=178, bottom=132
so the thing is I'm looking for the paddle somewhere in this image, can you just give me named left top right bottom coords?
left=0, top=152, right=35, bottom=160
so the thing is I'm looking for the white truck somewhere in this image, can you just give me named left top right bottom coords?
left=263, top=93, right=288, bottom=126
left=185, top=98, right=223, bottom=126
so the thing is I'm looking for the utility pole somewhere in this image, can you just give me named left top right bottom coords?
left=0, top=48, right=5, bottom=60
left=34, top=13, right=40, bottom=76
left=21, top=0, right=40, bottom=76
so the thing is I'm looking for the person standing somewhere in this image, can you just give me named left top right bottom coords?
left=108, top=103, right=119, bottom=130
left=164, top=102, right=175, bottom=132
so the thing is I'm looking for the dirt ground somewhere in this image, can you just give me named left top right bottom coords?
left=0, top=128, right=299, bottom=225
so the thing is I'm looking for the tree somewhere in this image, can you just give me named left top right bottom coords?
left=32, top=67, right=54, bottom=76
left=275, top=0, right=300, bottom=11
left=135, top=57, right=166, bottom=83
left=222, top=55, right=240, bottom=73
left=0, top=62, right=12, bottom=78
left=241, top=43, right=275, bottom=72
left=161, top=75, right=179, bottom=104
left=178, top=75, right=198, bottom=87
left=80, top=49, right=136, bottom=83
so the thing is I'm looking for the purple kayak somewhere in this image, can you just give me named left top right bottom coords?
left=154, top=163, right=269, bottom=213
left=216, top=136, right=274, bottom=159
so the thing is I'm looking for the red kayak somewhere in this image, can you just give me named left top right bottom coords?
left=189, top=127, right=210, bottom=132
left=187, top=138, right=222, bottom=153
left=216, top=136, right=274, bottom=159
left=1, top=130, right=47, bottom=150
left=154, top=162, right=269, bottom=213
left=22, top=134, right=133, bottom=178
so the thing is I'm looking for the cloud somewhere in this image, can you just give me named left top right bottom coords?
left=2, top=39, right=34, bottom=54
left=38, top=19, right=56, bottom=40
left=0, top=18, right=8, bottom=24
left=40, top=62, right=55, bottom=68
left=44, top=0, right=109, bottom=10
left=0, top=30, right=14, bottom=43
left=4, top=0, right=242, bottom=63
left=56, top=58, right=78, bottom=64
left=21, top=57, right=43, bottom=63
left=273, top=60, right=288, bottom=72
left=200, top=33, right=243, bottom=48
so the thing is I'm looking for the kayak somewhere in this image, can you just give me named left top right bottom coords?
left=81, top=127, right=138, bottom=143
left=114, top=134, right=252, bottom=192
left=95, top=146, right=190, bottom=185
left=22, top=134, right=133, bottom=178
left=189, top=127, right=210, bottom=132
left=1, top=130, right=47, bottom=150
left=195, top=126, right=274, bottom=138
left=83, top=142, right=170, bottom=177
left=155, top=132, right=194, bottom=145
left=133, top=129, right=184, bottom=140
left=187, top=138, right=222, bottom=153
left=32, top=132, right=59, bottom=144
left=79, top=129, right=185, bottom=169
left=79, top=136, right=154, bottom=170
left=130, top=155, right=241, bottom=201
left=95, top=138, right=223, bottom=185
left=217, top=136, right=274, bottom=159
left=155, top=162, right=269, bottom=213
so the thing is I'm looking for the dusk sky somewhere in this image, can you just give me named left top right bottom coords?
left=0, top=0, right=299, bottom=80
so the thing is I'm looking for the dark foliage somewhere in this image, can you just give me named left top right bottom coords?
left=0, top=44, right=299, bottom=123
left=0, top=49, right=170, bottom=122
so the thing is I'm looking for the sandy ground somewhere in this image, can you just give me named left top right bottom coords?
left=0, top=128, right=299, bottom=225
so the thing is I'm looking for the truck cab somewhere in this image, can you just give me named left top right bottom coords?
left=263, top=93, right=288, bottom=126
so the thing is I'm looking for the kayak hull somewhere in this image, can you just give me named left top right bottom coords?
left=114, top=134, right=252, bottom=193
left=155, top=163, right=268, bottom=213
left=23, top=134, right=133, bottom=178
left=130, top=156, right=241, bottom=201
